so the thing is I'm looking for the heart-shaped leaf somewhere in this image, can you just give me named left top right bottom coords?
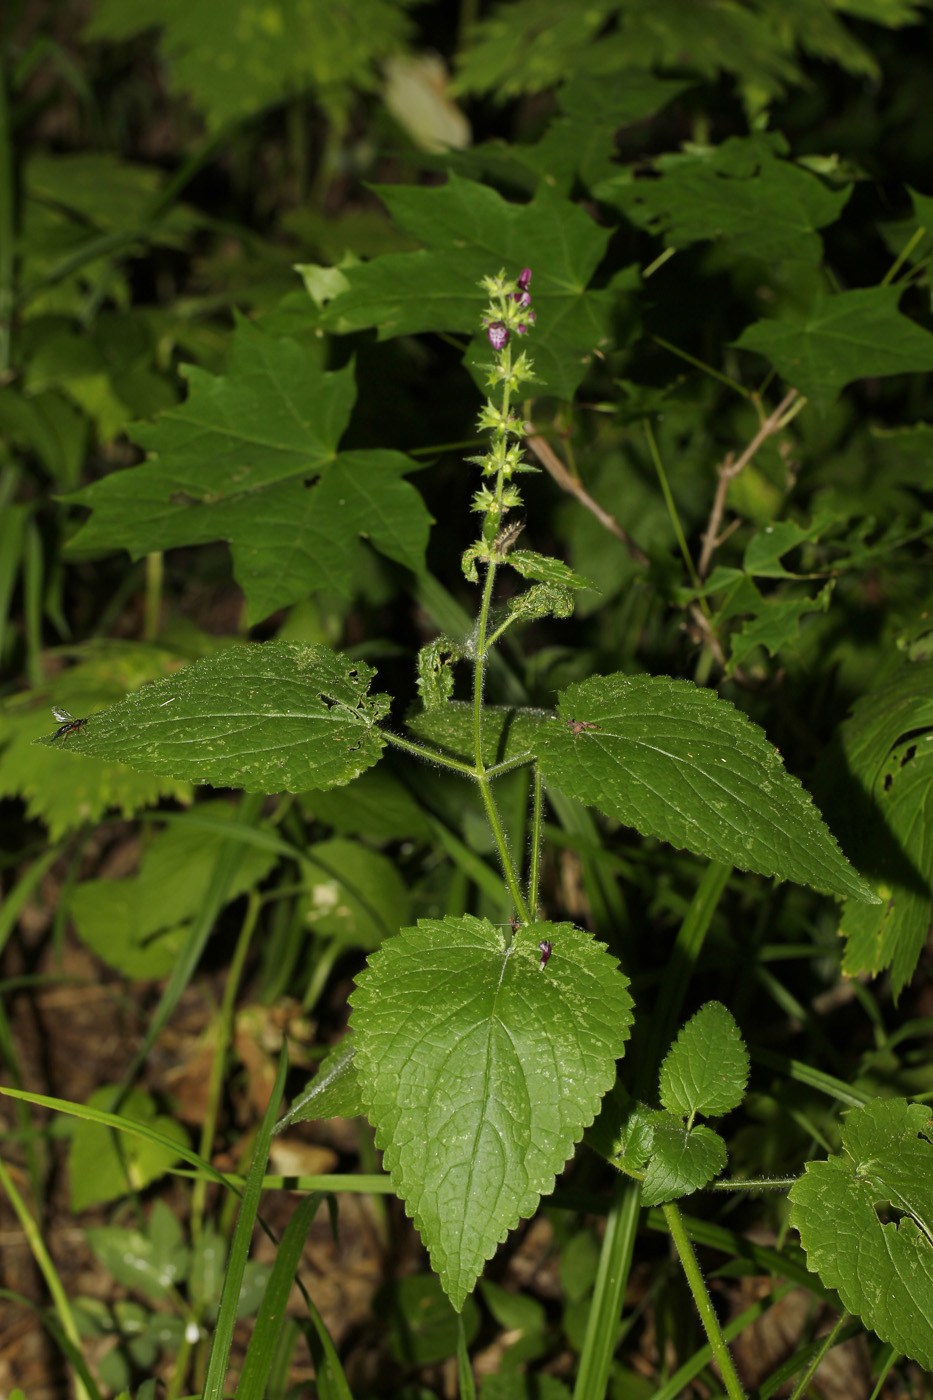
left=350, top=915, right=633, bottom=1308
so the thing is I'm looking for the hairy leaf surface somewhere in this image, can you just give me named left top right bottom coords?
left=37, top=642, right=388, bottom=795
left=350, top=915, right=633, bottom=1308
left=536, top=673, right=876, bottom=902
left=789, top=1098, right=933, bottom=1370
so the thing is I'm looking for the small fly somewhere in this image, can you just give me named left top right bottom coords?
left=565, top=718, right=600, bottom=736
left=50, top=707, right=88, bottom=742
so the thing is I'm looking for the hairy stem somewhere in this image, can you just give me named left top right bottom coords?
left=664, top=1200, right=747, bottom=1400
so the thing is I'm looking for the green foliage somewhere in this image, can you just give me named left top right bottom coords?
left=658, top=1003, right=750, bottom=1124
left=85, top=0, right=416, bottom=129
left=536, top=673, right=875, bottom=901
left=69, top=1088, right=189, bottom=1211
left=824, top=662, right=933, bottom=998
left=35, top=641, right=389, bottom=792
left=310, top=176, right=637, bottom=399
left=789, top=1098, right=933, bottom=1368
left=603, top=132, right=850, bottom=267
left=6, top=0, right=933, bottom=1390
left=66, top=320, right=430, bottom=623
left=734, top=287, right=933, bottom=415
left=350, top=915, right=634, bottom=1308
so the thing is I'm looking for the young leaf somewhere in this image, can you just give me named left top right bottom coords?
left=734, top=286, right=933, bottom=415
left=507, top=551, right=594, bottom=591
left=65, top=320, right=430, bottom=624
left=349, top=916, right=634, bottom=1309
left=658, top=1002, right=749, bottom=1123
left=37, top=642, right=389, bottom=796
left=276, top=1038, right=365, bottom=1133
left=69, top=801, right=278, bottom=978
left=641, top=1115, right=727, bottom=1208
left=70, top=1088, right=189, bottom=1212
left=406, top=700, right=547, bottom=768
left=536, top=672, right=877, bottom=903
left=789, top=1097, right=933, bottom=1370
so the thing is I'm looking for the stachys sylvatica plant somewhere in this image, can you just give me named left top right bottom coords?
left=36, top=269, right=933, bottom=1396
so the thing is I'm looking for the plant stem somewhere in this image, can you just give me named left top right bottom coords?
left=0, top=1155, right=92, bottom=1400
left=573, top=1175, right=641, bottom=1400
left=477, top=773, right=530, bottom=923
left=190, top=891, right=261, bottom=1250
left=787, top=1311, right=850, bottom=1400
left=0, top=65, right=15, bottom=379
left=663, top=1200, right=747, bottom=1400
left=144, top=551, right=163, bottom=642
left=381, top=727, right=477, bottom=777
left=473, top=557, right=498, bottom=767
left=527, top=764, right=543, bottom=916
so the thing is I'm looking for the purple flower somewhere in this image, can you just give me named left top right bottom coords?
left=487, top=320, right=509, bottom=350
left=517, top=268, right=532, bottom=291
left=538, top=940, right=553, bottom=971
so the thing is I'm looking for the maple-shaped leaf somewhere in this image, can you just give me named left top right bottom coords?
left=350, top=915, right=633, bottom=1309
left=310, top=174, right=636, bottom=399
left=734, top=286, right=933, bottom=414
left=602, top=133, right=849, bottom=267
left=65, top=319, right=430, bottom=624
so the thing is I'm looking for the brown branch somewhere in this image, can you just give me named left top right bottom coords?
left=697, top=388, right=799, bottom=581
left=525, top=431, right=650, bottom=568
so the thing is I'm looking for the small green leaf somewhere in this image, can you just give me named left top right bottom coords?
left=416, top=636, right=464, bottom=709
left=536, top=672, right=877, bottom=903
left=303, top=838, right=409, bottom=949
left=641, top=1114, right=727, bottom=1207
left=586, top=1083, right=654, bottom=1173
left=734, top=286, right=933, bottom=414
left=277, top=1038, right=365, bottom=1132
left=507, top=550, right=594, bottom=591
left=506, top=583, right=574, bottom=624
left=658, top=1002, right=749, bottom=1122
left=406, top=700, right=547, bottom=768
left=789, top=1098, right=933, bottom=1370
left=86, top=1201, right=188, bottom=1305
left=38, top=642, right=389, bottom=796
left=71, top=1090, right=189, bottom=1211
left=350, top=916, right=633, bottom=1309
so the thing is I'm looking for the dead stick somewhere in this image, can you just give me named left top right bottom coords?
left=526, top=432, right=649, bottom=567
left=698, top=389, right=799, bottom=580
